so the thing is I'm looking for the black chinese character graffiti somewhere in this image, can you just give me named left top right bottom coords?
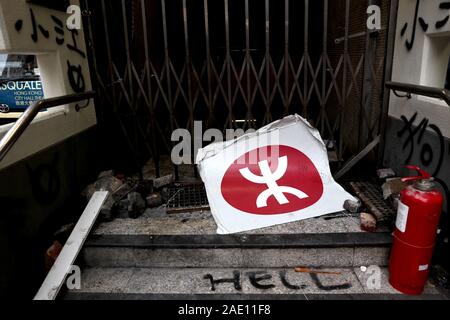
left=51, top=15, right=65, bottom=45
left=400, top=0, right=428, bottom=51
left=397, top=112, right=445, bottom=177
left=397, top=112, right=450, bottom=219
left=67, top=61, right=86, bottom=93
left=437, top=2, right=450, bottom=29
left=14, top=7, right=87, bottom=95
left=26, top=8, right=50, bottom=42
left=66, top=29, right=86, bottom=59
left=400, top=1, right=450, bottom=50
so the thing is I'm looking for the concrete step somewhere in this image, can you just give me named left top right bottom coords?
left=64, top=266, right=446, bottom=300
left=82, top=233, right=391, bottom=268
left=82, top=213, right=392, bottom=268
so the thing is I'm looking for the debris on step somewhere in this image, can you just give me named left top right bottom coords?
left=82, top=171, right=123, bottom=200
left=44, top=240, right=62, bottom=271
left=153, top=174, right=174, bottom=189
left=98, top=182, right=135, bottom=221
left=127, top=192, right=146, bottom=219
left=349, top=181, right=396, bottom=223
left=343, top=198, right=362, bottom=213
left=161, top=187, right=170, bottom=202
left=390, top=193, right=401, bottom=211
left=113, top=199, right=131, bottom=218
left=381, top=178, right=407, bottom=200
left=294, top=267, right=342, bottom=275
left=98, top=197, right=117, bottom=221
left=377, top=168, right=396, bottom=180
left=146, top=192, right=162, bottom=208
left=137, top=179, right=154, bottom=195
left=381, top=178, right=408, bottom=212
left=80, top=166, right=177, bottom=221
left=360, top=212, right=377, bottom=232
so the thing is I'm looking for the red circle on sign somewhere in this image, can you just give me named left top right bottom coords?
left=221, top=145, right=324, bottom=215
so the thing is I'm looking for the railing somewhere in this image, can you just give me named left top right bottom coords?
left=0, top=91, right=96, bottom=162
left=385, top=81, right=450, bottom=107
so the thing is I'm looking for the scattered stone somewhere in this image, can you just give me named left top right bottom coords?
left=99, top=196, right=117, bottom=221
left=112, top=183, right=134, bottom=201
left=113, top=199, right=131, bottom=218
left=127, top=192, right=146, bottom=219
left=136, top=179, right=154, bottom=195
left=344, top=198, right=362, bottom=213
left=142, top=158, right=156, bottom=180
left=146, top=192, right=162, bottom=208
left=360, top=266, right=367, bottom=272
left=161, top=187, right=170, bottom=202
left=376, top=168, right=396, bottom=180
left=360, top=212, right=377, bottom=232
left=82, top=175, right=123, bottom=200
left=381, top=178, right=406, bottom=200
left=153, top=174, right=174, bottom=189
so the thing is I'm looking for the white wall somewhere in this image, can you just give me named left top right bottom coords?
left=390, top=0, right=450, bottom=137
left=0, top=0, right=96, bottom=169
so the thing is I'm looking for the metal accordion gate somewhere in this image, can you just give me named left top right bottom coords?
left=81, top=0, right=398, bottom=179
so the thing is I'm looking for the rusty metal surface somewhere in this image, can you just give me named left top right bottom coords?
left=166, top=183, right=210, bottom=213
left=349, top=181, right=396, bottom=222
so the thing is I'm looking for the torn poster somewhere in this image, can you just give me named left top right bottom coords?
left=196, top=114, right=355, bottom=234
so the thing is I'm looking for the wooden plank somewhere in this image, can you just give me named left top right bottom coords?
left=34, top=191, right=109, bottom=300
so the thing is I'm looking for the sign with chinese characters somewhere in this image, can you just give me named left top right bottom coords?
left=197, top=115, right=355, bottom=234
left=0, top=79, right=44, bottom=112
left=0, top=0, right=97, bottom=168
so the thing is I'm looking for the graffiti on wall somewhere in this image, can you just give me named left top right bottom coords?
left=14, top=7, right=86, bottom=94
left=400, top=0, right=450, bottom=50
left=397, top=112, right=450, bottom=214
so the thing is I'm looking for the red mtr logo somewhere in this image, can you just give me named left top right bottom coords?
left=221, top=145, right=324, bottom=215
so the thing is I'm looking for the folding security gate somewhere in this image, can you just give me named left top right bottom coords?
left=82, top=0, right=397, bottom=178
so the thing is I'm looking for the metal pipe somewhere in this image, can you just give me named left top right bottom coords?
left=377, top=0, right=399, bottom=167
left=385, top=81, right=450, bottom=106
left=0, top=91, right=95, bottom=162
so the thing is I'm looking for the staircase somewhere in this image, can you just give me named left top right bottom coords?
left=62, top=210, right=445, bottom=300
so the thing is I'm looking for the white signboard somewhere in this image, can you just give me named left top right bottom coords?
left=197, top=114, right=355, bottom=234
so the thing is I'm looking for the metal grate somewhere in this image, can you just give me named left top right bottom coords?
left=166, top=183, right=210, bottom=213
left=82, top=0, right=397, bottom=177
left=349, top=181, right=396, bottom=223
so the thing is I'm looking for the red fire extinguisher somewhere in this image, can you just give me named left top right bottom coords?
left=388, top=165, right=444, bottom=295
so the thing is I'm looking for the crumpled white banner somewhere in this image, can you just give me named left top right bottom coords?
left=197, top=114, right=355, bottom=234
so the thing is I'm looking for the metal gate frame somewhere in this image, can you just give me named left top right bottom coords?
left=81, top=0, right=398, bottom=179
